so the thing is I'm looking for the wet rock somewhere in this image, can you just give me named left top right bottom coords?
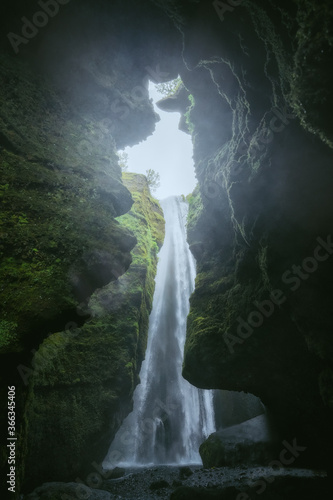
left=150, top=479, right=170, bottom=490
left=170, top=485, right=238, bottom=499
left=172, top=480, right=183, bottom=488
left=25, top=482, right=112, bottom=500
left=200, top=415, right=277, bottom=468
left=106, top=467, right=126, bottom=479
left=179, top=467, right=193, bottom=479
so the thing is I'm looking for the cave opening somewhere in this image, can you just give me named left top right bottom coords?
left=104, top=78, right=275, bottom=470
left=117, top=80, right=196, bottom=201
left=2, top=0, right=333, bottom=496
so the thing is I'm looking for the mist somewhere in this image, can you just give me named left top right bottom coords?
left=119, top=82, right=197, bottom=200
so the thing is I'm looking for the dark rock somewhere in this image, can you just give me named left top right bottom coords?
left=25, top=482, right=111, bottom=500
left=172, top=480, right=183, bottom=488
left=179, top=466, right=193, bottom=479
left=106, top=467, right=125, bottom=480
left=150, top=479, right=170, bottom=490
left=1, top=0, right=333, bottom=494
left=181, top=0, right=333, bottom=474
left=170, top=477, right=331, bottom=499
left=213, top=390, right=265, bottom=430
left=170, top=486, right=238, bottom=499
left=23, top=174, right=165, bottom=489
left=156, top=84, right=190, bottom=113
left=200, top=415, right=278, bottom=468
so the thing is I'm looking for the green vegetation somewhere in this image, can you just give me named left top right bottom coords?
left=145, top=168, right=161, bottom=193
left=117, top=150, right=129, bottom=171
left=186, top=186, right=204, bottom=234
left=120, top=173, right=164, bottom=252
left=155, top=77, right=182, bottom=97
left=184, top=94, right=195, bottom=135
left=0, top=53, right=137, bottom=354
left=0, top=320, right=19, bottom=352
left=24, top=173, right=165, bottom=485
left=0, top=149, right=135, bottom=353
left=0, top=51, right=155, bottom=488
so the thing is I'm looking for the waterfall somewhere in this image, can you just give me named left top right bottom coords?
left=104, top=196, right=215, bottom=467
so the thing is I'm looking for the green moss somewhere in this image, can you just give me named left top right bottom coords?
left=0, top=50, right=158, bottom=490
left=186, top=185, right=204, bottom=235
left=120, top=172, right=165, bottom=248
left=24, top=173, right=165, bottom=486
left=199, top=433, right=226, bottom=468
left=184, top=94, right=195, bottom=135
left=0, top=320, right=19, bottom=352
left=0, top=52, right=135, bottom=349
left=155, top=77, right=183, bottom=97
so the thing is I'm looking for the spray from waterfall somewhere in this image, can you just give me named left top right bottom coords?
left=104, top=195, right=215, bottom=467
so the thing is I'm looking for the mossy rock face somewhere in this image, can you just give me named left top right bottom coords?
left=0, top=2, right=178, bottom=492
left=24, top=173, right=164, bottom=488
left=199, top=434, right=275, bottom=469
left=0, top=49, right=139, bottom=495
left=0, top=54, right=138, bottom=355
left=199, top=414, right=278, bottom=469
left=1, top=0, right=333, bottom=494
left=176, top=0, right=333, bottom=471
left=291, top=0, right=333, bottom=147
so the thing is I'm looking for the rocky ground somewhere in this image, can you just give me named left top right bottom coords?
left=25, top=465, right=329, bottom=500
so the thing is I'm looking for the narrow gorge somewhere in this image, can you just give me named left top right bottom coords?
left=0, top=1, right=332, bottom=499
left=105, top=196, right=215, bottom=468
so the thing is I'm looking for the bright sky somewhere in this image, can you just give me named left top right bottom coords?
left=120, top=82, right=197, bottom=200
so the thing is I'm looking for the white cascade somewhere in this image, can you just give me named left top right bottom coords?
left=104, top=195, right=215, bottom=467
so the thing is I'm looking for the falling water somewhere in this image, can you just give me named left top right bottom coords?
left=104, top=195, right=215, bottom=467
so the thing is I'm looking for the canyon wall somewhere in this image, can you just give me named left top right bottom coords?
left=0, top=0, right=174, bottom=492
left=177, top=0, right=333, bottom=471
left=153, top=0, right=333, bottom=472
left=1, top=0, right=333, bottom=494
left=24, top=172, right=164, bottom=488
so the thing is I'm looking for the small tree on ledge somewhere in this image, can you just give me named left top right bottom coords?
left=146, top=169, right=160, bottom=193
left=117, top=151, right=129, bottom=171
left=155, top=77, right=182, bottom=98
